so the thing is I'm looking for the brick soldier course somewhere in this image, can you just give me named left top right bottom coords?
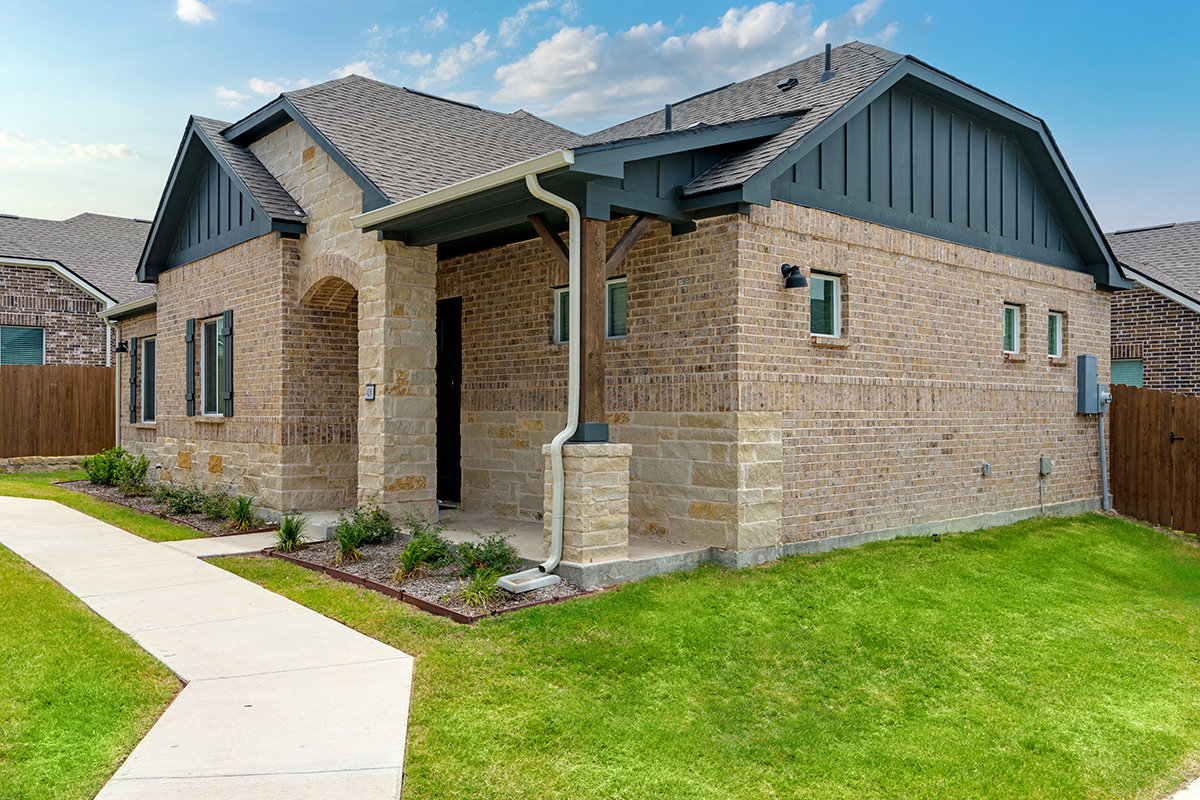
left=111, top=42, right=1128, bottom=580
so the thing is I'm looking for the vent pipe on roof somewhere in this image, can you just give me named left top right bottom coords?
left=818, top=42, right=836, bottom=83
left=664, top=103, right=672, bottom=131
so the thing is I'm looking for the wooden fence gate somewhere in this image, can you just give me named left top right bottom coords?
left=1109, top=383, right=1200, bottom=535
left=0, top=365, right=115, bottom=458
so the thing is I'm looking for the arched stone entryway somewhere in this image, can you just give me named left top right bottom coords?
left=281, top=257, right=361, bottom=512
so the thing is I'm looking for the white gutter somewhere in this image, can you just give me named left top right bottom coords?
left=350, top=149, right=575, bottom=230
left=495, top=173, right=579, bottom=593
left=98, top=295, right=157, bottom=320
left=1126, top=271, right=1200, bottom=316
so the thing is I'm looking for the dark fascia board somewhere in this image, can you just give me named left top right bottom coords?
left=138, top=118, right=305, bottom=281
left=733, top=58, right=1128, bottom=290
left=570, top=113, right=805, bottom=179
left=224, top=97, right=391, bottom=213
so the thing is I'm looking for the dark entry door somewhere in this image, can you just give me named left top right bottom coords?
left=436, top=298, right=463, bottom=504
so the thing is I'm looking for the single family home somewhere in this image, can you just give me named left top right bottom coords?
left=106, top=41, right=1128, bottom=584
left=1, top=213, right=151, bottom=365
left=1107, top=220, right=1200, bottom=393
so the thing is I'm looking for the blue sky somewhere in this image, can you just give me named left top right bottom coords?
left=2, top=0, right=1196, bottom=231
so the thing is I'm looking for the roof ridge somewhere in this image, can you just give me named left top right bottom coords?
left=1110, top=222, right=1177, bottom=236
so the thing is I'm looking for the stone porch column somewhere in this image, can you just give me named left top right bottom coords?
left=543, top=442, right=632, bottom=564
left=357, top=240, right=438, bottom=520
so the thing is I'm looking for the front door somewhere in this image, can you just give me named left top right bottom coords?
left=436, top=297, right=462, bottom=505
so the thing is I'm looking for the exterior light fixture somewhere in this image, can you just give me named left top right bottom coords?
left=781, top=264, right=808, bottom=289
left=114, top=340, right=129, bottom=353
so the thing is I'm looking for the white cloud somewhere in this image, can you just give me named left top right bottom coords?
left=399, top=51, right=433, bottom=67
left=249, top=78, right=286, bottom=95
left=492, top=1, right=897, bottom=125
left=215, top=86, right=251, bottom=106
left=175, top=0, right=215, bottom=24
left=422, top=7, right=448, bottom=32
left=331, top=61, right=380, bottom=80
left=418, top=31, right=494, bottom=88
left=0, top=131, right=137, bottom=170
left=499, top=0, right=554, bottom=46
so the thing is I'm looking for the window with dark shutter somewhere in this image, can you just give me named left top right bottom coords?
left=128, top=337, right=139, bottom=423
left=185, top=319, right=196, bottom=416
left=221, top=309, right=233, bottom=417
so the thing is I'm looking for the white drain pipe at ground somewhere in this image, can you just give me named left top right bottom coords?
left=496, top=174, right=579, bottom=593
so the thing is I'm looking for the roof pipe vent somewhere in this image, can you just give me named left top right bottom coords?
left=664, top=103, right=672, bottom=131
left=776, top=77, right=798, bottom=91
left=818, top=42, right=836, bottom=83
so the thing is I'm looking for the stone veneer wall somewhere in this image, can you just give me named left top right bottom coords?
left=1111, top=285, right=1200, bottom=395
left=1, top=263, right=107, bottom=365
left=735, top=204, right=1110, bottom=546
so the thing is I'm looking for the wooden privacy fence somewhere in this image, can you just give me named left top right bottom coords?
left=1109, top=383, right=1200, bottom=536
left=0, top=365, right=115, bottom=458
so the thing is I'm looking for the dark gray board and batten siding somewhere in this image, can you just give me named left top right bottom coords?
left=168, top=154, right=269, bottom=270
left=774, top=87, right=1085, bottom=273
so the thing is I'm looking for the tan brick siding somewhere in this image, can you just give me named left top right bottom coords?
left=116, top=310, right=158, bottom=458
left=1, top=263, right=107, bottom=365
left=737, top=204, right=1109, bottom=545
left=1111, top=285, right=1200, bottom=395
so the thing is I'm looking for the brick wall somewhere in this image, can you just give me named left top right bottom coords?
left=116, top=310, right=158, bottom=459
left=737, top=204, right=1109, bottom=546
left=1111, top=285, right=1200, bottom=395
left=1, top=263, right=107, bottom=365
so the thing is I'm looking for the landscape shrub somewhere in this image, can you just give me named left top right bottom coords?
left=227, top=495, right=263, bottom=532
left=333, top=504, right=396, bottom=563
left=115, top=455, right=150, bottom=496
left=81, top=447, right=130, bottom=486
left=457, top=567, right=503, bottom=609
left=202, top=489, right=232, bottom=520
left=457, top=528, right=520, bottom=578
left=275, top=512, right=308, bottom=553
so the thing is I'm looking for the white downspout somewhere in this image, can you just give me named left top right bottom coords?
left=496, top=174, right=579, bottom=592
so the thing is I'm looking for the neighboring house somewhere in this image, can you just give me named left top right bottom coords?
left=109, top=42, right=1127, bottom=580
left=1106, top=220, right=1200, bottom=393
left=0, top=213, right=152, bottom=365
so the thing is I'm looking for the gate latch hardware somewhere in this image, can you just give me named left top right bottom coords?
left=1171, top=432, right=1184, bottom=443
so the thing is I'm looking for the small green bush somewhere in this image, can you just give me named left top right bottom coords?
left=334, top=520, right=367, bottom=564
left=457, top=528, right=520, bottom=578
left=158, top=484, right=208, bottom=516
left=228, top=496, right=262, bottom=532
left=276, top=513, right=308, bottom=553
left=81, top=447, right=131, bottom=487
left=202, top=489, right=232, bottom=520
left=116, top=455, right=150, bottom=497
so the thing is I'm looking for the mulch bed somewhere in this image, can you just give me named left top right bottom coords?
left=270, top=537, right=587, bottom=624
left=56, top=480, right=277, bottom=537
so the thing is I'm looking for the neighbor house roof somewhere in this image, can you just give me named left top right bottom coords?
left=1107, top=221, right=1200, bottom=308
left=0, top=213, right=152, bottom=304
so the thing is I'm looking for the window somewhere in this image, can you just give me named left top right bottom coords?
left=555, top=279, right=628, bottom=343
left=1003, top=304, right=1021, bottom=354
left=0, top=326, right=44, bottom=365
left=1112, top=359, right=1144, bottom=388
left=141, top=338, right=156, bottom=423
left=201, top=316, right=224, bottom=415
left=1047, top=311, right=1064, bottom=358
left=607, top=279, right=627, bottom=338
left=811, top=274, right=841, bottom=338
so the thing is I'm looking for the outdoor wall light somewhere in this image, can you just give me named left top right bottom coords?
left=114, top=340, right=129, bottom=353
left=781, top=264, right=808, bottom=289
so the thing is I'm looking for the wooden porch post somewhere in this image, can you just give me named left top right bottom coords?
left=577, top=217, right=608, bottom=439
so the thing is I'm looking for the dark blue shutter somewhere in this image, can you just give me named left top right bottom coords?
left=128, top=337, right=138, bottom=423
left=185, top=319, right=196, bottom=417
left=221, top=309, right=233, bottom=417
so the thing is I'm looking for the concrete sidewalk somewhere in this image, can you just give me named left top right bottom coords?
left=0, top=497, right=413, bottom=799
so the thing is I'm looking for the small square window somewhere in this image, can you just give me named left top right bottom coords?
left=0, top=326, right=45, bottom=365
left=555, top=278, right=628, bottom=343
left=811, top=274, right=841, bottom=338
left=1003, top=304, right=1021, bottom=354
left=1048, top=311, right=1064, bottom=358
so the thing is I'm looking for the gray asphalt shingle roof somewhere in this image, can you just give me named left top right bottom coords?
left=193, top=116, right=306, bottom=222
left=0, top=213, right=153, bottom=304
left=280, top=77, right=584, bottom=203
left=1107, top=221, right=1200, bottom=306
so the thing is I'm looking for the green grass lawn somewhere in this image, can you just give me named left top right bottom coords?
left=0, top=470, right=203, bottom=543
left=0, top=545, right=179, bottom=800
left=214, top=514, right=1200, bottom=800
